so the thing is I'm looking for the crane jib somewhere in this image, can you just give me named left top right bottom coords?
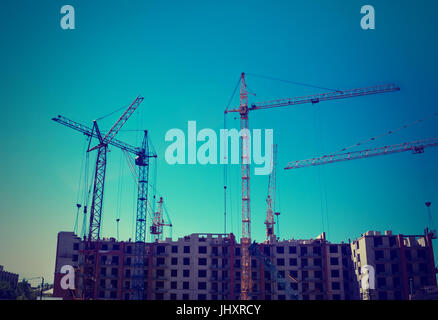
left=251, top=84, right=400, bottom=110
left=285, top=138, right=438, bottom=170
left=52, top=115, right=141, bottom=155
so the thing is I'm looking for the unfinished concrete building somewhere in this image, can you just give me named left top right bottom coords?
left=351, top=229, right=437, bottom=300
left=53, top=231, right=361, bottom=300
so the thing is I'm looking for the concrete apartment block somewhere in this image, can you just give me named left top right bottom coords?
left=53, top=231, right=363, bottom=300
left=351, top=229, right=437, bottom=300
left=257, top=235, right=358, bottom=300
left=53, top=231, right=82, bottom=299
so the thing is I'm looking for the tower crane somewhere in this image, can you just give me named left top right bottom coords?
left=224, top=72, right=400, bottom=300
left=122, top=151, right=172, bottom=298
left=54, top=96, right=144, bottom=241
left=265, top=144, right=278, bottom=243
left=52, top=96, right=156, bottom=299
left=132, top=130, right=157, bottom=300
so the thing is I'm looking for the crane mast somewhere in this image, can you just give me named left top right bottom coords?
left=238, top=73, right=252, bottom=300
left=225, top=73, right=400, bottom=299
left=87, top=121, right=107, bottom=241
left=265, top=144, right=278, bottom=243
left=132, top=131, right=151, bottom=300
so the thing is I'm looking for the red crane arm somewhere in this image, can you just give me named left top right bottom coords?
left=285, top=137, right=438, bottom=170
left=101, top=95, right=144, bottom=144
left=86, top=95, right=144, bottom=152
left=226, top=84, right=400, bottom=113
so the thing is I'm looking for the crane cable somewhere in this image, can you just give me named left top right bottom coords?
left=310, top=109, right=438, bottom=240
left=313, top=106, right=329, bottom=237
left=246, top=73, right=342, bottom=93
left=249, top=74, right=438, bottom=238
left=329, top=112, right=438, bottom=155
left=95, top=103, right=130, bottom=121
left=115, top=150, right=124, bottom=240
left=81, top=141, right=94, bottom=238
left=149, top=135, right=158, bottom=213
left=224, top=112, right=227, bottom=234
left=74, top=137, right=89, bottom=234
left=224, top=75, right=241, bottom=236
left=320, top=118, right=330, bottom=239
left=244, top=72, right=339, bottom=238
left=74, top=135, right=92, bottom=237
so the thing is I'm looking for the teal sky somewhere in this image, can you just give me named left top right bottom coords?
left=1, top=0, right=438, bottom=284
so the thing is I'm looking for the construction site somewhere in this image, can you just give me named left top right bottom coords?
left=2, top=0, right=438, bottom=309
left=51, top=73, right=438, bottom=300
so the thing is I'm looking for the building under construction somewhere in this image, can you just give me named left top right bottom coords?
left=51, top=74, right=438, bottom=300
left=351, top=229, right=437, bottom=300
left=53, top=229, right=436, bottom=300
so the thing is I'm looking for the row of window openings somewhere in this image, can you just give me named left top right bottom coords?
left=356, top=236, right=430, bottom=251
left=162, top=293, right=220, bottom=300
left=86, top=256, right=341, bottom=268
left=354, top=237, right=398, bottom=250
left=146, top=269, right=348, bottom=281
left=103, top=292, right=303, bottom=301
left=97, top=250, right=426, bottom=267
left=101, top=264, right=349, bottom=279
left=74, top=243, right=121, bottom=251
left=158, top=245, right=349, bottom=256
left=358, top=263, right=429, bottom=275
left=74, top=243, right=350, bottom=256
left=97, top=279, right=348, bottom=293
left=373, top=249, right=427, bottom=261
left=153, top=293, right=347, bottom=301
left=371, top=275, right=430, bottom=288
left=139, top=257, right=345, bottom=267
left=156, top=293, right=344, bottom=301
left=102, top=267, right=348, bottom=283
left=155, top=280, right=346, bottom=293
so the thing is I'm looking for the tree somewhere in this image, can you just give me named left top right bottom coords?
left=15, top=280, right=37, bottom=300
left=0, top=281, right=17, bottom=300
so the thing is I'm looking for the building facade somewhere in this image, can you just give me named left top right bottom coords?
left=53, top=231, right=361, bottom=300
left=54, top=230, right=437, bottom=300
left=351, top=229, right=437, bottom=300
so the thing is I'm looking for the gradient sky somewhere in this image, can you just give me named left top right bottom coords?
left=1, top=0, right=437, bottom=285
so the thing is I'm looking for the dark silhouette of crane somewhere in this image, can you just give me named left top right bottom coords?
left=52, top=96, right=156, bottom=299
